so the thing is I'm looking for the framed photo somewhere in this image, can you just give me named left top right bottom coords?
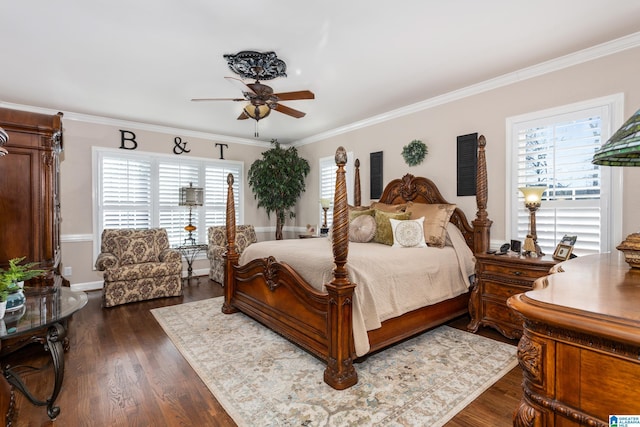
left=553, top=243, right=573, bottom=261
left=560, top=234, right=577, bottom=246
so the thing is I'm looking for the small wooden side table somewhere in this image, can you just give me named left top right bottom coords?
left=467, top=252, right=557, bottom=339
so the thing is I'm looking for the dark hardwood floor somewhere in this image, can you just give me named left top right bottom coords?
left=9, top=279, right=521, bottom=426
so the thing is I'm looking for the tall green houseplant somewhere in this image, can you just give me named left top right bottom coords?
left=248, top=140, right=310, bottom=240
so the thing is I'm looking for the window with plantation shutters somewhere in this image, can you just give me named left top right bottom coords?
left=507, top=95, right=623, bottom=256
left=319, top=152, right=355, bottom=227
left=94, top=148, right=242, bottom=257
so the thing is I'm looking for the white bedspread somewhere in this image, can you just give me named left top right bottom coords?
left=239, top=223, right=475, bottom=356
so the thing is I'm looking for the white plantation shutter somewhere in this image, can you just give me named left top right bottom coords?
left=158, top=161, right=200, bottom=245
left=100, top=157, right=152, bottom=229
left=319, top=152, right=355, bottom=227
left=509, top=97, right=622, bottom=256
left=205, top=165, right=241, bottom=227
left=95, top=148, right=242, bottom=256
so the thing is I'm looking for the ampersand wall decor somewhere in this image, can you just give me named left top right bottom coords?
left=173, top=136, right=190, bottom=155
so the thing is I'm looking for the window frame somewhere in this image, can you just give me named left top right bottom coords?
left=319, top=152, right=355, bottom=228
left=92, top=147, right=243, bottom=259
left=505, top=94, right=624, bottom=254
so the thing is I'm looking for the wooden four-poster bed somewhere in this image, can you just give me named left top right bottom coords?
left=221, top=135, right=491, bottom=390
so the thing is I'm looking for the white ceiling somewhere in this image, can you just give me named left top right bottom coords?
left=2, top=1, right=640, bottom=145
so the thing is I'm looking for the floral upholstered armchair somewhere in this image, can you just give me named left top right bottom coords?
left=207, top=225, right=257, bottom=284
left=95, top=228, right=183, bottom=307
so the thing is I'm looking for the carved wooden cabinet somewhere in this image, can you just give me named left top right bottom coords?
left=508, top=253, right=640, bottom=427
left=467, top=253, right=557, bottom=339
left=0, top=107, right=64, bottom=285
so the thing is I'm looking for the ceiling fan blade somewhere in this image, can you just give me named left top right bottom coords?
left=191, top=98, right=245, bottom=102
left=273, top=90, right=315, bottom=101
left=225, top=76, right=256, bottom=95
left=237, top=111, right=250, bottom=120
left=273, top=103, right=306, bottom=118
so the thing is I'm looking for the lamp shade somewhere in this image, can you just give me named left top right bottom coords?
left=320, top=198, right=331, bottom=209
left=0, top=127, right=8, bottom=156
left=179, top=183, right=203, bottom=206
left=519, top=186, right=546, bottom=205
left=0, top=127, right=8, bottom=146
left=243, top=104, right=271, bottom=121
left=592, top=107, right=640, bottom=166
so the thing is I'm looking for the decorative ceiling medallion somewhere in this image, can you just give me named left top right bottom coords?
left=223, top=51, right=287, bottom=81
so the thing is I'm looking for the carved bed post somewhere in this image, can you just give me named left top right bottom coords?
left=472, top=135, right=492, bottom=254
left=222, top=173, right=239, bottom=314
left=354, top=158, right=361, bottom=207
left=323, top=147, right=358, bottom=390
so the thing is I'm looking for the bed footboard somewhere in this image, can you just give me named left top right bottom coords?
left=222, top=147, right=358, bottom=390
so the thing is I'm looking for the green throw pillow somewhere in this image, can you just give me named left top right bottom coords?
left=373, top=210, right=411, bottom=245
left=349, top=208, right=375, bottom=222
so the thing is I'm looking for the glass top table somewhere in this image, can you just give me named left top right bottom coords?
left=1, top=286, right=87, bottom=338
left=0, top=286, right=88, bottom=421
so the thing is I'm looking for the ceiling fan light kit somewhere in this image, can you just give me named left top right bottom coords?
left=192, top=50, right=314, bottom=137
left=243, top=104, right=271, bottom=121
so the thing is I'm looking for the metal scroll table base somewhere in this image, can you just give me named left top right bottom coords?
left=4, top=322, right=67, bottom=421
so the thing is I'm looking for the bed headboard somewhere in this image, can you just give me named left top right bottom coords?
left=376, top=174, right=475, bottom=248
left=373, top=135, right=491, bottom=253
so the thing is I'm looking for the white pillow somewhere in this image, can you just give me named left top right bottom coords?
left=389, top=217, right=427, bottom=248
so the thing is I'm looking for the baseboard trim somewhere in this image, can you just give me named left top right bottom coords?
left=71, top=281, right=103, bottom=292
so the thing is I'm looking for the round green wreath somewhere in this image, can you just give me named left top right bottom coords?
left=401, top=139, right=428, bottom=166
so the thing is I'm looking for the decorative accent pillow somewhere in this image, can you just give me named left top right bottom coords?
left=348, top=204, right=371, bottom=212
left=349, top=214, right=377, bottom=243
left=369, top=202, right=409, bottom=213
left=405, top=203, right=456, bottom=248
left=349, top=208, right=375, bottom=221
left=373, top=210, right=411, bottom=246
left=390, top=217, right=427, bottom=248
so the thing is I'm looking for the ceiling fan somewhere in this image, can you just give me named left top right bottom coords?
left=191, top=76, right=315, bottom=122
left=191, top=50, right=314, bottom=137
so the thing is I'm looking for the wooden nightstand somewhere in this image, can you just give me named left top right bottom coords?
left=467, top=252, right=558, bottom=339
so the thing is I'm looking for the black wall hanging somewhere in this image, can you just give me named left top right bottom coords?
left=457, top=133, right=478, bottom=196
left=370, top=151, right=383, bottom=199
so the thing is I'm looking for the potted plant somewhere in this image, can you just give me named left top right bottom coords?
left=248, top=139, right=310, bottom=240
left=1, top=256, right=45, bottom=288
left=0, top=257, right=44, bottom=314
left=0, top=275, right=11, bottom=319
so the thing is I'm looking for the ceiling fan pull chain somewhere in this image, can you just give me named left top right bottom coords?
left=254, top=121, right=259, bottom=138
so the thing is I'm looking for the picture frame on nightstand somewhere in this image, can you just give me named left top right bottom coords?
left=553, top=243, right=573, bottom=261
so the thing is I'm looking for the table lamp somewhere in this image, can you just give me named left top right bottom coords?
left=519, top=186, right=546, bottom=257
left=179, top=182, right=204, bottom=245
left=592, top=107, right=640, bottom=268
left=320, top=198, right=331, bottom=236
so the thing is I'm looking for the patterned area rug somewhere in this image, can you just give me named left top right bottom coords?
left=151, top=297, right=517, bottom=427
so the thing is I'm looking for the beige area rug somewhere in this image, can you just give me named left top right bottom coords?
left=151, top=297, right=517, bottom=427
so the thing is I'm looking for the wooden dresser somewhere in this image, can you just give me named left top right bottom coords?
left=468, top=253, right=558, bottom=339
left=0, top=107, right=64, bottom=285
left=508, top=252, right=640, bottom=427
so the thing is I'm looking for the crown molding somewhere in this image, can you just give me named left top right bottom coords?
left=0, top=101, right=268, bottom=147
left=3, top=31, right=639, bottom=149
left=293, top=31, right=640, bottom=147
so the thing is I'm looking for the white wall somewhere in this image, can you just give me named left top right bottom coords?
left=296, top=45, right=640, bottom=249
left=56, top=44, right=640, bottom=288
